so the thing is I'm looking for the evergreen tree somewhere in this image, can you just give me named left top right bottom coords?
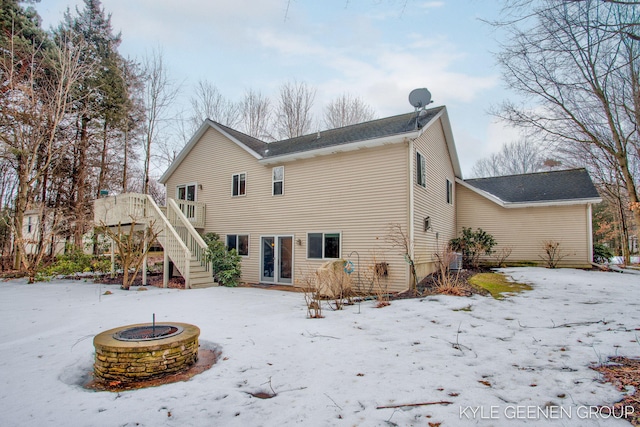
left=54, top=0, right=133, bottom=247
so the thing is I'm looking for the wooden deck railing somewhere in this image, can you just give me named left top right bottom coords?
left=94, top=193, right=193, bottom=288
left=174, top=199, right=206, bottom=228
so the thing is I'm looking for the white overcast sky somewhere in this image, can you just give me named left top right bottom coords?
left=34, top=0, right=524, bottom=176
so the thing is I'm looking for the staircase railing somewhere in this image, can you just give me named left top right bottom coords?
left=166, top=198, right=210, bottom=275
left=143, top=195, right=192, bottom=288
left=94, top=193, right=192, bottom=288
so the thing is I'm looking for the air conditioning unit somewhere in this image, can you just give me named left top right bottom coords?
left=449, top=252, right=463, bottom=271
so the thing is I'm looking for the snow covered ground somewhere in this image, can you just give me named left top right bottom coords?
left=0, top=267, right=638, bottom=426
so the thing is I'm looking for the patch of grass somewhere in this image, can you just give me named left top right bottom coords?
left=468, top=272, right=532, bottom=299
left=453, top=304, right=473, bottom=312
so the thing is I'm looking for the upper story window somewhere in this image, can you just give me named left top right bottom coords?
left=27, top=216, right=33, bottom=233
left=447, top=179, right=454, bottom=205
left=232, top=173, right=246, bottom=197
left=416, top=151, right=426, bottom=187
left=273, top=166, right=284, bottom=196
left=226, top=234, right=249, bottom=256
left=177, top=183, right=196, bottom=201
left=307, top=232, right=341, bottom=259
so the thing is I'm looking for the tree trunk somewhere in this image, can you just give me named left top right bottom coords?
left=73, top=116, right=90, bottom=248
left=122, top=126, right=128, bottom=193
left=96, top=121, right=109, bottom=198
left=12, top=167, right=29, bottom=271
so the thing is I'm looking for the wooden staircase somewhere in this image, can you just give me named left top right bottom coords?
left=94, top=193, right=216, bottom=289
left=188, top=257, right=217, bottom=288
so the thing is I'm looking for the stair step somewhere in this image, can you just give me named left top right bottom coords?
left=190, top=281, right=217, bottom=289
left=189, top=271, right=212, bottom=280
left=189, top=277, right=217, bottom=288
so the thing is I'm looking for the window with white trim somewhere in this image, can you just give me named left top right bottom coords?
left=416, top=151, right=426, bottom=187
left=307, top=232, right=340, bottom=259
left=232, top=173, right=246, bottom=196
left=177, top=183, right=196, bottom=201
left=447, top=179, right=453, bottom=205
left=27, top=216, right=33, bottom=233
left=226, top=234, right=249, bottom=256
left=273, top=166, right=284, bottom=196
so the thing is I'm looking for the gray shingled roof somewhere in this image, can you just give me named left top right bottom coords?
left=214, top=106, right=444, bottom=158
left=464, top=169, right=600, bottom=203
left=213, top=123, right=267, bottom=156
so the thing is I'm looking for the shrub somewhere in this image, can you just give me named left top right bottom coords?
left=539, top=240, right=567, bottom=268
left=40, top=247, right=111, bottom=279
left=593, top=243, right=614, bottom=264
left=432, top=243, right=467, bottom=296
left=203, top=233, right=242, bottom=287
left=449, top=227, right=497, bottom=269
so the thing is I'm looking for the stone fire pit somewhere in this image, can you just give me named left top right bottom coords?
left=93, top=322, right=200, bottom=383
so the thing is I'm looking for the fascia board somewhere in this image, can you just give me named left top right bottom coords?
left=258, top=132, right=419, bottom=165
left=418, top=107, right=463, bottom=179
left=159, top=120, right=263, bottom=184
left=455, top=178, right=602, bottom=208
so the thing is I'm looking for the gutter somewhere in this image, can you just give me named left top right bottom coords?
left=455, top=178, right=602, bottom=208
left=258, top=132, right=419, bottom=165
left=408, top=139, right=415, bottom=270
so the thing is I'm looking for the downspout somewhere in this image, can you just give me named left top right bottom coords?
left=408, top=139, right=415, bottom=285
left=587, top=204, right=594, bottom=263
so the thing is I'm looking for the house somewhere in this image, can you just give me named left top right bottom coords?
left=95, top=105, right=601, bottom=291
left=157, top=104, right=601, bottom=290
left=20, top=207, right=66, bottom=256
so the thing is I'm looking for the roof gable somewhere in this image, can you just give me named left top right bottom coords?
left=460, top=168, right=601, bottom=206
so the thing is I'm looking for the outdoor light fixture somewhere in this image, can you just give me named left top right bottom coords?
left=424, top=216, right=431, bottom=231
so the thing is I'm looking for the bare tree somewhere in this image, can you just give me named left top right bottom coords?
left=0, top=32, right=93, bottom=270
left=385, top=223, right=418, bottom=292
left=189, top=79, right=240, bottom=131
left=324, top=93, right=376, bottom=129
left=142, top=48, right=180, bottom=195
left=274, top=80, right=316, bottom=139
left=97, top=219, right=160, bottom=290
left=240, top=88, right=273, bottom=140
left=491, top=0, right=640, bottom=246
left=471, top=138, right=551, bottom=178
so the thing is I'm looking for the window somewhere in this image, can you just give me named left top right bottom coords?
left=27, top=216, right=33, bottom=234
left=177, top=183, right=196, bottom=201
left=447, top=179, right=453, bottom=205
left=307, top=232, right=341, bottom=259
left=176, top=183, right=197, bottom=218
left=232, top=173, right=246, bottom=196
left=272, top=166, right=284, bottom=196
left=226, top=234, right=249, bottom=256
left=416, top=151, right=426, bottom=187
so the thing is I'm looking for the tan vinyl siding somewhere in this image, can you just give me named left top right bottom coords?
left=166, top=127, right=411, bottom=291
left=456, top=184, right=592, bottom=267
left=412, top=118, right=457, bottom=279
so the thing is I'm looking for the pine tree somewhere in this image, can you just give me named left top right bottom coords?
left=55, top=0, right=133, bottom=247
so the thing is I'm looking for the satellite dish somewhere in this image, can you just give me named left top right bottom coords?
left=408, top=88, right=432, bottom=109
